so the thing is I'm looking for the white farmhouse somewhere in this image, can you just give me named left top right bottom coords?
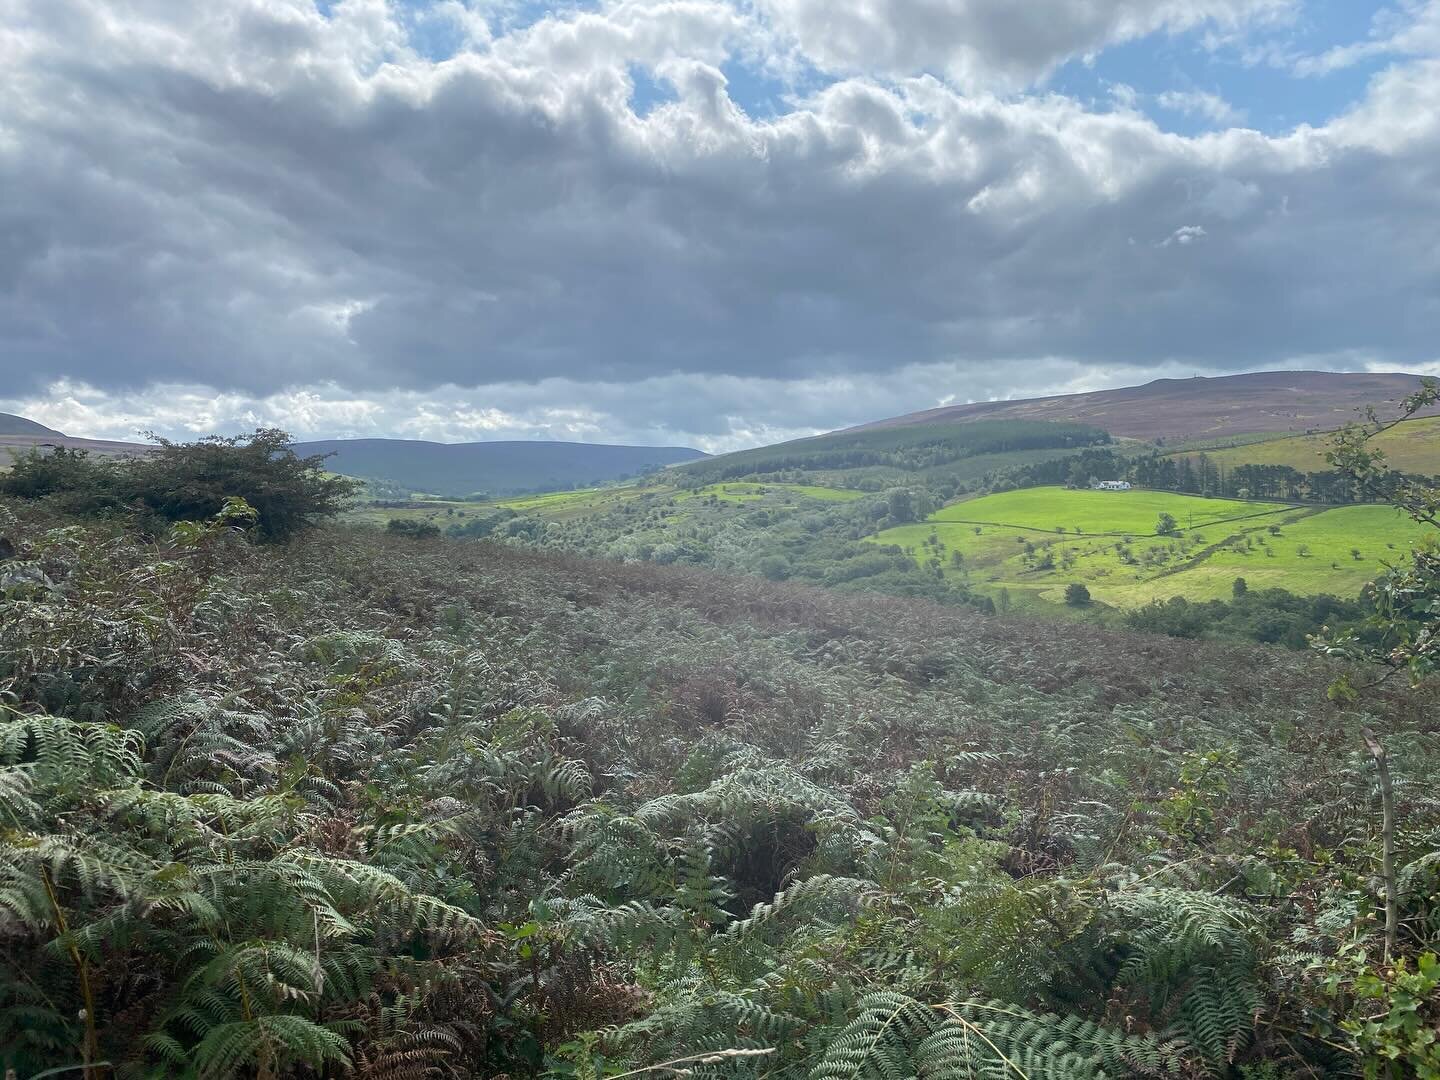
left=1094, top=480, right=1132, bottom=491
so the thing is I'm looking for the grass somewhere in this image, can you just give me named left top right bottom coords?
left=930, top=486, right=1294, bottom=535
left=679, top=482, right=865, bottom=504
left=1175, top=415, right=1440, bottom=475
left=343, top=480, right=864, bottom=528
left=873, top=486, right=1432, bottom=609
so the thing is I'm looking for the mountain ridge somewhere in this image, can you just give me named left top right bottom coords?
left=0, top=412, right=64, bottom=437
left=845, top=370, right=1439, bottom=442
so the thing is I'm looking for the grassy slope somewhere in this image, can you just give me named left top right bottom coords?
left=677, top=482, right=865, bottom=504
left=344, top=481, right=862, bottom=527
left=930, top=487, right=1290, bottom=534
left=677, top=418, right=1107, bottom=486
left=1176, top=415, right=1440, bottom=475
left=875, top=486, right=1432, bottom=609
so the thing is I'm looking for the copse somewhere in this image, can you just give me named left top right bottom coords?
left=0, top=428, right=356, bottom=541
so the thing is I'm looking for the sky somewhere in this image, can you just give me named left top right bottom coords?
left=1, top=0, right=1438, bottom=452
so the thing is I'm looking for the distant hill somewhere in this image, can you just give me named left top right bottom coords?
left=679, top=418, right=1109, bottom=486
left=850, top=371, right=1439, bottom=443
left=0, top=412, right=64, bottom=437
left=0, top=432, right=152, bottom=465
left=293, top=438, right=707, bottom=496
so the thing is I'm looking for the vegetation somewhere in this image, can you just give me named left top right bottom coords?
left=0, top=430, right=357, bottom=541
left=4, top=390, right=1440, bottom=1077
left=1187, top=414, right=1440, bottom=477
left=3, top=472, right=1438, bottom=1078
left=873, top=487, right=1430, bottom=616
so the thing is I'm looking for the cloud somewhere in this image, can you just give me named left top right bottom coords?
left=755, top=0, right=1294, bottom=89
left=1160, top=224, right=1208, bottom=246
left=0, top=355, right=1268, bottom=452
left=1292, top=0, right=1440, bottom=76
left=1155, top=88, right=1247, bottom=125
left=0, top=0, right=1438, bottom=446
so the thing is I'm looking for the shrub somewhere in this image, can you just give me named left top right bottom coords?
left=0, top=429, right=356, bottom=541
left=387, top=518, right=442, bottom=539
left=1064, top=582, right=1091, bottom=606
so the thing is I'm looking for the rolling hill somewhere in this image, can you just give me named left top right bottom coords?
left=677, top=418, right=1110, bottom=487
left=293, top=438, right=706, bottom=496
left=0, top=412, right=64, bottom=437
left=848, top=370, right=1439, bottom=442
left=1176, top=413, right=1440, bottom=475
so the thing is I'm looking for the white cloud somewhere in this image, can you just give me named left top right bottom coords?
left=1292, top=0, right=1440, bottom=76
left=1155, top=88, right=1246, bottom=124
left=0, top=0, right=1437, bottom=448
left=1160, top=223, right=1208, bottom=245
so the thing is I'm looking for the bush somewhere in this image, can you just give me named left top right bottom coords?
left=0, top=429, right=357, bottom=541
left=1064, top=582, right=1091, bottom=606
left=387, top=518, right=442, bottom=539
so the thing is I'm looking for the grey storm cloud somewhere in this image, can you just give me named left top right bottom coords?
left=1, top=0, right=1439, bottom=446
left=756, top=0, right=1294, bottom=88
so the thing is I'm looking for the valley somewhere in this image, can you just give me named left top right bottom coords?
left=5, top=373, right=1440, bottom=1078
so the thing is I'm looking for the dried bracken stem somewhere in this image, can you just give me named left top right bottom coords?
left=1360, top=727, right=1398, bottom=963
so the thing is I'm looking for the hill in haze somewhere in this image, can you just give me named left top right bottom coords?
left=0, top=412, right=64, bottom=437
left=293, top=438, right=706, bottom=496
left=851, top=370, right=1439, bottom=442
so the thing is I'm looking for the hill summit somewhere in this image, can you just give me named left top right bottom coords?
left=851, top=370, right=1438, bottom=442
left=0, top=412, right=63, bottom=437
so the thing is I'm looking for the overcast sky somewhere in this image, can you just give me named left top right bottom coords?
left=2, top=0, right=1438, bottom=450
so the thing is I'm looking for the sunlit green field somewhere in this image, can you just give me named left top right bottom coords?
left=875, top=487, right=1432, bottom=609
left=1180, top=415, right=1440, bottom=475
left=932, top=486, right=1294, bottom=534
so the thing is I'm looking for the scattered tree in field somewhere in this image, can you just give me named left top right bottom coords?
left=1156, top=512, right=1180, bottom=536
left=1232, top=577, right=1248, bottom=598
left=1064, top=581, right=1091, bottom=606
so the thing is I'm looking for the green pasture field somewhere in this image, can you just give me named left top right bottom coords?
left=1175, top=415, right=1440, bottom=476
left=930, top=486, right=1295, bottom=535
left=874, top=486, right=1432, bottom=609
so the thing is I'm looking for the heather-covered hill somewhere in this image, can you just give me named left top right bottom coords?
left=850, top=370, right=1439, bottom=442
left=0, top=412, right=63, bottom=437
